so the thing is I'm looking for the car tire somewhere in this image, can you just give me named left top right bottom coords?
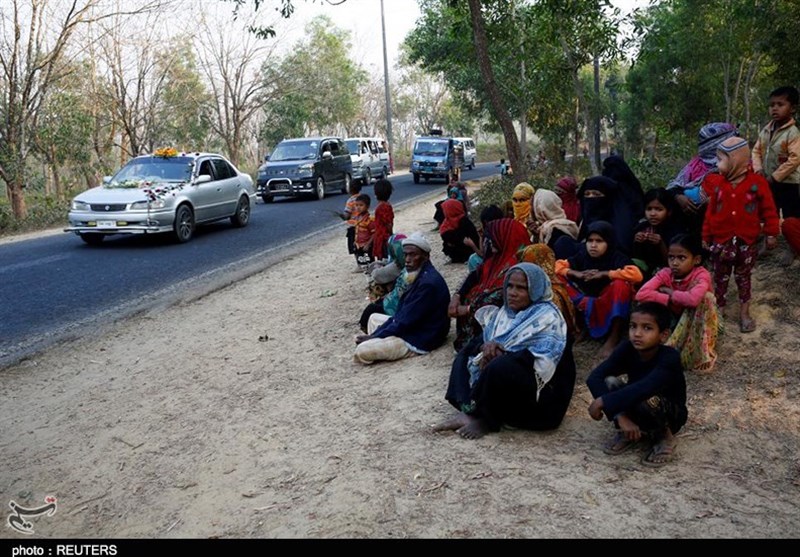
left=316, top=176, right=326, bottom=200
left=381, top=166, right=388, bottom=179
left=261, top=193, right=274, bottom=203
left=230, top=196, right=251, bottom=228
left=413, top=172, right=420, bottom=184
left=363, top=167, right=371, bottom=186
left=341, top=173, right=351, bottom=194
left=173, top=204, right=194, bottom=243
left=469, top=158, right=475, bottom=170
left=79, top=233, right=104, bottom=245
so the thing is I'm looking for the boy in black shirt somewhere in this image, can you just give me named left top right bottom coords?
left=586, top=301, right=687, bottom=467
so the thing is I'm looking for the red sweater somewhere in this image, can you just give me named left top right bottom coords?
left=701, top=171, right=780, bottom=245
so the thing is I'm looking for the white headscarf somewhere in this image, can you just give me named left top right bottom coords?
left=533, top=189, right=579, bottom=245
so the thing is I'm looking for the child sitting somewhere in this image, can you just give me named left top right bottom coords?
left=556, top=220, right=643, bottom=358
left=353, top=193, right=376, bottom=272
left=587, top=301, right=687, bottom=468
left=631, top=187, right=681, bottom=280
left=702, top=137, right=780, bottom=332
left=372, top=179, right=395, bottom=261
left=636, top=234, right=718, bottom=372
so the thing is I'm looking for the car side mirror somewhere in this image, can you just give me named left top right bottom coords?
left=103, top=176, right=112, bottom=184
left=322, top=151, right=333, bottom=160
left=194, top=174, right=212, bottom=184
left=264, top=154, right=270, bottom=161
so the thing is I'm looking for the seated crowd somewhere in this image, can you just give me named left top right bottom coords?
left=345, top=88, right=800, bottom=468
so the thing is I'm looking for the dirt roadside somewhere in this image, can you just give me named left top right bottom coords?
left=1, top=185, right=799, bottom=539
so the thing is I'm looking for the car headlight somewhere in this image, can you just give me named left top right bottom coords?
left=258, top=170, right=266, bottom=177
left=411, top=162, right=419, bottom=169
left=71, top=200, right=90, bottom=211
left=436, top=162, right=446, bottom=168
left=297, top=163, right=313, bottom=173
left=130, top=199, right=166, bottom=210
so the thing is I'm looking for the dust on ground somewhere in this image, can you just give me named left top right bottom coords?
left=1, top=188, right=799, bottom=538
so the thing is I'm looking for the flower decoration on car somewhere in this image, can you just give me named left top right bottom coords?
left=154, top=147, right=179, bottom=158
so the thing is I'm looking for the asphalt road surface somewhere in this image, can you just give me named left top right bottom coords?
left=0, top=163, right=498, bottom=367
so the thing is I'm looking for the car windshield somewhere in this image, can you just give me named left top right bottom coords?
left=345, top=140, right=360, bottom=154
left=270, top=141, right=319, bottom=162
left=414, top=140, right=448, bottom=157
left=111, top=156, right=194, bottom=183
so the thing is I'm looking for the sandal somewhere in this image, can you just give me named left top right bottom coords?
left=641, top=440, right=676, bottom=468
left=739, top=318, right=756, bottom=333
left=602, top=432, right=638, bottom=455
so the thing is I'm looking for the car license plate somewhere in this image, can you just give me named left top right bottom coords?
left=97, top=220, right=116, bottom=228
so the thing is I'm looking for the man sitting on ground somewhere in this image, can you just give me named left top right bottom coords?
left=354, top=232, right=450, bottom=364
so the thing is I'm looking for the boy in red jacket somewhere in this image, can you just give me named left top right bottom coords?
left=702, top=137, right=780, bottom=333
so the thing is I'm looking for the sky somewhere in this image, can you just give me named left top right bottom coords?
left=279, top=0, right=649, bottom=73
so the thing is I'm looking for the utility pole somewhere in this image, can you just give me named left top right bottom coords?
left=380, top=0, right=394, bottom=168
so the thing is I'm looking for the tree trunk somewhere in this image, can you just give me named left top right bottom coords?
left=559, top=36, right=598, bottom=175
left=466, top=0, right=521, bottom=181
left=9, top=181, right=28, bottom=220
left=593, top=55, right=601, bottom=168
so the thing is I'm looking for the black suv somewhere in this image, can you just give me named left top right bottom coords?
left=256, top=137, right=353, bottom=202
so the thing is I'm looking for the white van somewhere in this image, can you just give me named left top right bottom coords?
left=344, top=137, right=391, bottom=184
left=454, top=137, right=477, bottom=170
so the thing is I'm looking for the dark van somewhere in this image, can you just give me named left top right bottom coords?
left=256, top=137, right=353, bottom=202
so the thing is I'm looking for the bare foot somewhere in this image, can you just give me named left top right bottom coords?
left=432, top=412, right=471, bottom=432
left=457, top=416, right=489, bottom=440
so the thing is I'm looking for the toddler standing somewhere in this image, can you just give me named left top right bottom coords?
left=702, top=137, right=780, bottom=332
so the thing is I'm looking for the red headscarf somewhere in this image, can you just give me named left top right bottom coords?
left=555, top=176, right=580, bottom=224
left=468, top=218, right=531, bottom=300
left=439, top=198, right=465, bottom=235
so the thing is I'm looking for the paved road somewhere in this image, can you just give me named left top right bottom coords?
left=0, top=163, right=498, bottom=367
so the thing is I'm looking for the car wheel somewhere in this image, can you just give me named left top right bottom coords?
left=261, top=193, right=274, bottom=203
left=79, top=233, right=104, bottom=245
left=363, top=167, right=371, bottom=185
left=230, top=196, right=251, bottom=227
left=173, top=204, right=194, bottom=243
left=413, top=172, right=420, bottom=184
left=316, top=176, right=326, bottom=200
left=469, top=158, right=475, bottom=170
left=381, top=166, right=388, bottom=179
left=341, top=173, right=351, bottom=194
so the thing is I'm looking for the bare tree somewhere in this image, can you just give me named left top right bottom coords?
left=96, top=9, right=177, bottom=160
left=0, top=0, right=164, bottom=219
left=196, top=13, right=282, bottom=167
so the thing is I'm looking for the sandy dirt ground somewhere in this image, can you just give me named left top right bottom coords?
left=2, top=187, right=799, bottom=539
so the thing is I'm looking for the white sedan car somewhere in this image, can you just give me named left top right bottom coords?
left=65, top=151, right=255, bottom=244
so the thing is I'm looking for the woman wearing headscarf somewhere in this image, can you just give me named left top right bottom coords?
left=449, top=218, right=531, bottom=351
left=553, top=176, right=620, bottom=260
left=434, top=263, right=575, bottom=440
left=511, top=182, right=536, bottom=225
left=555, top=176, right=581, bottom=225
left=601, top=155, right=645, bottom=254
left=556, top=220, right=643, bottom=358
left=466, top=204, right=506, bottom=272
left=529, top=189, right=579, bottom=251
left=438, top=198, right=480, bottom=263
left=518, top=243, right=578, bottom=336
left=667, top=122, right=739, bottom=236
